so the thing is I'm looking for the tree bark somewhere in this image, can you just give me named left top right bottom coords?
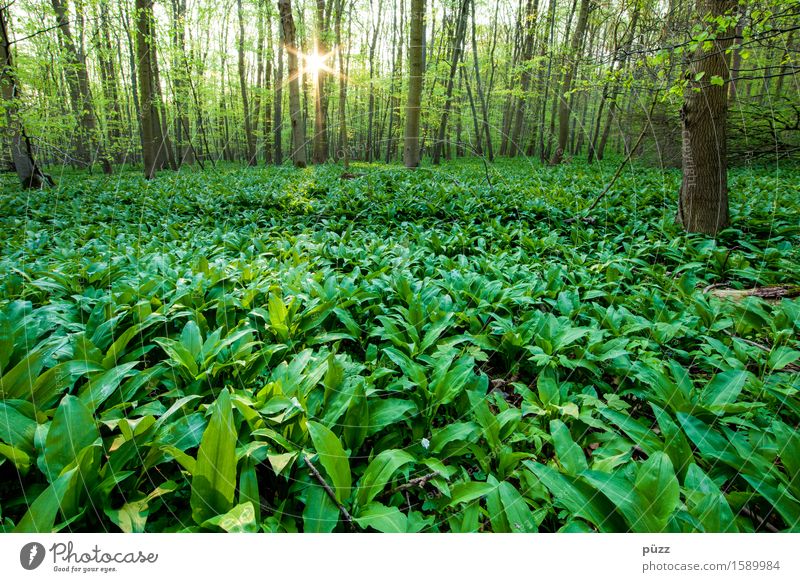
left=135, top=0, right=167, bottom=179
left=0, top=7, right=53, bottom=188
left=278, top=0, right=307, bottom=167
left=551, top=0, right=591, bottom=164
left=432, top=0, right=469, bottom=165
left=51, top=0, right=111, bottom=173
left=237, top=0, right=257, bottom=165
left=677, top=0, right=736, bottom=235
left=403, top=0, right=425, bottom=168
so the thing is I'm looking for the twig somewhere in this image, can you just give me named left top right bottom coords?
left=384, top=471, right=440, bottom=498
left=304, top=455, right=357, bottom=532
left=739, top=506, right=780, bottom=533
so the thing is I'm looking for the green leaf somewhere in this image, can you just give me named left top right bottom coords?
left=191, top=389, right=238, bottom=524
left=499, top=481, right=537, bottom=532
left=355, top=502, right=407, bottom=532
left=204, top=502, right=258, bottom=533
left=549, top=420, right=588, bottom=476
left=768, top=347, right=800, bottom=371
left=701, top=369, right=750, bottom=412
left=302, top=483, right=339, bottom=532
left=447, top=481, right=497, bottom=506
left=42, top=395, right=99, bottom=481
left=307, top=420, right=351, bottom=503
left=633, top=452, right=679, bottom=531
left=78, top=361, right=140, bottom=413
left=357, top=449, right=415, bottom=507
left=537, top=367, right=560, bottom=406
left=14, top=466, right=78, bottom=532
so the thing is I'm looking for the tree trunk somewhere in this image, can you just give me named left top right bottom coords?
left=51, top=0, right=111, bottom=173
left=237, top=0, right=257, bottom=165
left=171, top=0, right=195, bottom=166
left=135, top=0, right=166, bottom=179
left=274, top=17, right=284, bottom=165
left=510, top=0, right=538, bottom=157
left=403, top=0, right=425, bottom=168
left=677, top=0, right=736, bottom=235
left=0, top=7, right=53, bottom=188
left=470, top=0, right=492, bottom=161
left=312, top=0, right=331, bottom=164
left=551, top=0, right=590, bottom=164
left=278, top=0, right=307, bottom=167
left=432, top=0, right=469, bottom=165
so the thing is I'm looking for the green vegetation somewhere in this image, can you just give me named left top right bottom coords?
left=1, top=160, right=798, bottom=532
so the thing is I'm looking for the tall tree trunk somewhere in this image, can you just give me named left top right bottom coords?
left=135, top=0, right=167, bottom=179
left=274, top=17, right=284, bottom=165
left=278, top=0, right=307, bottom=167
left=237, top=0, right=257, bottom=165
left=171, top=0, right=195, bottom=166
left=97, top=1, right=123, bottom=164
left=470, top=0, right=493, bottom=161
left=0, top=7, right=53, bottom=188
left=403, top=0, right=425, bottom=168
left=51, top=0, right=111, bottom=173
left=313, top=0, right=331, bottom=164
left=366, top=0, right=381, bottom=162
left=677, top=0, right=736, bottom=235
left=335, top=0, right=349, bottom=168
left=551, top=0, right=590, bottom=164
left=510, top=0, right=538, bottom=157
left=432, top=0, right=469, bottom=165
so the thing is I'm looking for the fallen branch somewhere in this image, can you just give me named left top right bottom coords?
left=304, top=455, right=357, bottom=532
left=707, top=285, right=800, bottom=302
left=384, top=471, right=440, bottom=498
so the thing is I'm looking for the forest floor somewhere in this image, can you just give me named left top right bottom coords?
left=1, top=159, right=799, bottom=532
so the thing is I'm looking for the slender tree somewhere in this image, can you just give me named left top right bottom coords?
left=404, top=0, right=425, bottom=168
left=0, top=7, right=52, bottom=188
left=238, top=0, right=257, bottom=165
left=278, top=0, right=307, bottom=167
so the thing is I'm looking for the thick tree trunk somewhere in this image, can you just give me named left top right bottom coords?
left=403, top=0, right=425, bottom=168
left=135, top=0, right=167, bottom=179
left=97, top=1, right=124, bottom=164
left=551, top=0, right=590, bottom=164
left=278, top=0, right=307, bottom=167
left=510, top=0, right=538, bottom=157
left=335, top=0, right=349, bottom=168
left=237, top=0, right=257, bottom=165
left=677, top=0, right=736, bottom=235
left=0, top=7, right=53, bottom=188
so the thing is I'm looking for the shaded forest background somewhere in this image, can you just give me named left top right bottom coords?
left=1, top=0, right=797, bottom=178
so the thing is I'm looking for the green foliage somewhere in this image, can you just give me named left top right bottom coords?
left=0, top=160, right=799, bottom=532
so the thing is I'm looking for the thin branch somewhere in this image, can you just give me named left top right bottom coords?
left=304, top=454, right=357, bottom=532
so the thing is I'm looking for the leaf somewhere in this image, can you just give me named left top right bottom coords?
left=430, top=421, right=480, bottom=454
left=537, top=367, right=560, bottom=406
left=0, top=347, right=47, bottom=399
left=633, top=452, right=680, bottom=531
left=549, top=419, right=588, bottom=476
left=447, top=481, right=497, bottom=506
left=204, top=502, right=258, bottom=533
left=41, top=395, right=99, bottom=481
left=302, top=483, right=339, bottom=532
left=701, top=369, right=751, bottom=412
left=768, top=347, right=800, bottom=371
left=357, top=449, right=415, bottom=507
left=78, top=361, right=140, bottom=413
left=307, top=420, right=351, bottom=503
left=0, top=400, right=37, bottom=455
left=343, top=379, right=368, bottom=450
left=499, top=481, right=537, bottom=532
left=191, top=389, right=238, bottom=524
left=14, top=466, right=78, bottom=533
left=355, top=502, right=407, bottom=532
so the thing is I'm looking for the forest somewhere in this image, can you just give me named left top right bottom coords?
left=0, top=0, right=798, bottom=534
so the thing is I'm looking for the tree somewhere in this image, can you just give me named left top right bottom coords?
left=136, top=0, right=169, bottom=179
left=432, top=0, right=469, bottom=165
left=0, top=7, right=52, bottom=188
left=403, top=0, right=425, bottom=168
left=551, top=0, right=591, bottom=164
left=238, top=0, right=257, bottom=165
left=677, top=0, right=737, bottom=234
left=51, top=0, right=111, bottom=173
left=278, top=0, right=307, bottom=167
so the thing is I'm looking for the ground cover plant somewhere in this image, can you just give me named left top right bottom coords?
left=1, top=159, right=798, bottom=533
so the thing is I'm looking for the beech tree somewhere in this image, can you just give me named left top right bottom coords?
left=278, top=0, right=307, bottom=168
left=403, top=0, right=425, bottom=168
